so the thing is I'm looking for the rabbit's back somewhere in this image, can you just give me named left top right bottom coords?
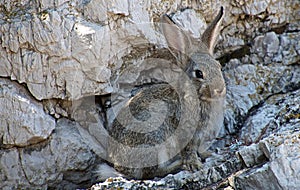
left=107, top=83, right=184, bottom=179
left=108, top=83, right=181, bottom=147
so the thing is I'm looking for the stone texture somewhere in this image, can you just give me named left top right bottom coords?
left=0, top=79, right=55, bottom=147
left=0, top=149, right=28, bottom=190
left=0, top=118, right=96, bottom=189
left=0, top=0, right=299, bottom=189
left=222, top=30, right=300, bottom=140
left=234, top=130, right=300, bottom=190
left=92, top=155, right=242, bottom=190
left=1, top=0, right=298, bottom=101
left=241, top=0, right=271, bottom=15
left=240, top=89, right=300, bottom=144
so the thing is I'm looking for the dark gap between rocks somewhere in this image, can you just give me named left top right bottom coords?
left=217, top=44, right=251, bottom=66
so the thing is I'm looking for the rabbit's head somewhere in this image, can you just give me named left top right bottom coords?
left=161, top=7, right=225, bottom=102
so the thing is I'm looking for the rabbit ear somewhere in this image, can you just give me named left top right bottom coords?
left=161, top=14, right=192, bottom=68
left=201, top=7, right=224, bottom=55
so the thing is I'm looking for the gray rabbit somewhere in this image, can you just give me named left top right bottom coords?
left=98, top=7, right=225, bottom=180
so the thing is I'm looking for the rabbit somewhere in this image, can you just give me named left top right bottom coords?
left=98, top=7, right=226, bottom=180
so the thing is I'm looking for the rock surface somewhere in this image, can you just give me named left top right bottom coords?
left=0, top=0, right=299, bottom=189
left=0, top=118, right=96, bottom=189
left=0, top=79, right=55, bottom=147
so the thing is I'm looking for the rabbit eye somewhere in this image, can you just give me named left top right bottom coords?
left=194, top=70, right=204, bottom=79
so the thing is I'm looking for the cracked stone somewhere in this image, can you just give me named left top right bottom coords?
left=263, top=32, right=279, bottom=55
left=234, top=130, right=300, bottom=190
left=0, top=78, right=55, bottom=147
left=242, top=0, right=271, bottom=15
left=0, top=118, right=96, bottom=189
left=240, top=89, right=300, bottom=144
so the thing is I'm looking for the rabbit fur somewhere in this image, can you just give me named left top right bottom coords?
left=98, top=7, right=226, bottom=180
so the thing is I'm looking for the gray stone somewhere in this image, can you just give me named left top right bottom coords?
left=263, top=32, right=279, bottom=55
left=0, top=79, right=55, bottom=147
left=223, top=59, right=300, bottom=138
left=0, top=7, right=113, bottom=100
left=242, top=0, right=271, bottom=15
left=236, top=144, right=267, bottom=168
left=240, top=89, right=300, bottom=144
left=91, top=129, right=300, bottom=189
left=251, top=27, right=300, bottom=66
left=0, top=149, right=29, bottom=189
left=234, top=164, right=283, bottom=190
left=172, top=9, right=207, bottom=39
left=234, top=130, right=300, bottom=190
left=0, top=118, right=96, bottom=189
left=91, top=156, right=241, bottom=190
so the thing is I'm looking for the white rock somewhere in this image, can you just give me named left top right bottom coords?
left=234, top=130, right=300, bottom=190
left=242, top=0, right=270, bottom=15
left=240, top=89, right=300, bottom=144
left=0, top=149, right=29, bottom=189
left=0, top=0, right=216, bottom=101
left=236, top=144, right=266, bottom=167
left=263, top=32, right=279, bottom=54
left=1, top=118, right=96, bottom=188
left=0, top=79, right=55, bottom=147
left=0, top=0, right=299, bottom=189
left=171, top=9, right=206, bottom=39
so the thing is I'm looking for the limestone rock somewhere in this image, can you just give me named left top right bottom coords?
left=1, top=0, right=298, bottom=101
left=240, top=89, right=300, bottom=144
left=0, top=149, right=28, bottom=190
left=91, top=129, right=300, bottom=189
left=92, top=155, right=242, bottom=190
left=0, top=118, right=96, bottom=189
left=234, top=130, right=300, bottom=190
left=222, top=30, right=300, bottom=138
left=241, top=0, right=271, bottom=15
left=0, top=79, right=55, bottom=147
left=263, top=32, right=279, bottom=55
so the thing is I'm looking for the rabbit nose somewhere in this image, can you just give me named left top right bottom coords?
left=213, top=87, right=226, bottom=97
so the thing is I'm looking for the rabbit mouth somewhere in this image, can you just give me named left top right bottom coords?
left=200, top=96, right=225, bottom=102
left=200, top=88, right=226, bottom=102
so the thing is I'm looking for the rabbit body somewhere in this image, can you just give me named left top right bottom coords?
left=104, top=7, right=226, bottom=179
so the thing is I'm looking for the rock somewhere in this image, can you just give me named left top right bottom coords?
left=91, top=156, right=242, bottom=190
left=222, top=30, right=300, bottom=137
left=0, top=6, right=112, bottom=100
left=0, top=118, right=96, bottom=189
left=242, top=0, right=271, bottom=15
left=223, top=62, right=299, bottom=135
left=236, top=144, right=267, bottom=168
left=252, top=32, right=300, bottom=65
left=0, top=149, right=28, bottom=189
left=240, top=89, right=300, bottom=144
left=91, top=129, right=300, bottom=189
left=1, top=0, right=298, bottom=101
left=234, top=130, right=300, bottom=190
left=171, top=9, right=207, bottom=39
left=234, top=164, right=283, bottom=190
left=263, top=32, right=279, bottom=55
left=0, top=79, right=55, bottom=147
left=71, top=97, right=109, bottom=157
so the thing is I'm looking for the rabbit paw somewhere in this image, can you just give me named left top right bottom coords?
left=182, top=153, right=203, bottom=171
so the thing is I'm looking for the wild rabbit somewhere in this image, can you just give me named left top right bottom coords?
left=99, top=7, right=225, bottom=180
